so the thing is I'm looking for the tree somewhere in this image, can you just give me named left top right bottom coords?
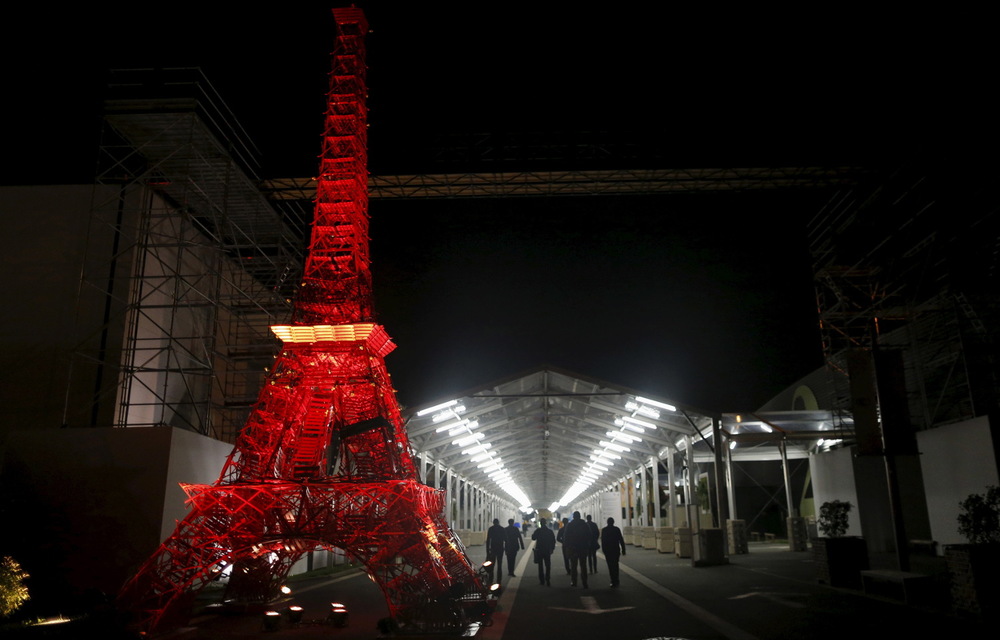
left=0, top=555, right=29, bottom=618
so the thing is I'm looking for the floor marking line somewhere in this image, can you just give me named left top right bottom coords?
left=477, top=539, right=535, bottom=640
left=618, top=559, right=760, bottom=640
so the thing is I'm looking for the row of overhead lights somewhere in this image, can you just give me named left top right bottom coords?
left=417, top=400, right=532, bottom=511
left=549, top=396, right=675, bottom=511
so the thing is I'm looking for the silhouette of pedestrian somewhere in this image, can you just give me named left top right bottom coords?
left=485, top=518, right=505, bottom=581
left=600, top=517, right=627, bottom=587
left=504, top=518, right=524, bottom=577
left=555, top=517, right=571, bottom=575
left=585, top=514, right=600, bottom=573
left=531, top=517, right=556, bottom=585
left=563, top=511, right=592, bottom=588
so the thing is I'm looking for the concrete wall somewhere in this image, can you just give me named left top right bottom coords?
left=0, top=185, right=120, bottom=436
left=809, top=416, right=999, bottom=551
left=918, top=416, right=999, bottom=549
left=809, top=446, right=863, bottom=537
left=0, top=426, right=230, bottom=602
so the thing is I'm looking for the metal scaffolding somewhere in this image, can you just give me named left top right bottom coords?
left=807, top=159, right=1000, bottom=430
left=65, top=68, right=304, bottom=443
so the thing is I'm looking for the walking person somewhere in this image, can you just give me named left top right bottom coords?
left=563, top=511, right=592, bottom=588
left=531, top=517, right=556, bottom=585
left=600, top=517, right=627, bottom=587
left=555, top=517, right=571, bottom=575
left=485, top=518, right=505, bottom=582
left=585, top=514, right=600, bottom=573
left=503, top=518, right=524, bottom=577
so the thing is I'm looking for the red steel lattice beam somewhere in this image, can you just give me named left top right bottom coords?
left=117, top=9, right=494, bottom=635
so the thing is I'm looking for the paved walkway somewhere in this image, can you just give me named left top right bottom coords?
left=7, top=541, right=991, bottom=639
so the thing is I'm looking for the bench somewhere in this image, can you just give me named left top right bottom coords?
left=860, top=570, right=935, bottom=605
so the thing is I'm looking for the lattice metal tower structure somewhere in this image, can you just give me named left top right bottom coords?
left=117, top=9, right=494, bottom=635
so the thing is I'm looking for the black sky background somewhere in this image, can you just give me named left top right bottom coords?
left=6, top=4, right=994, bottom=412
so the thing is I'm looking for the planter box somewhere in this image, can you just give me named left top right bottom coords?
left=641, top=526, right=657, bottom=549
left=695, top=527, right=729, bottom=566
left=727, top=519, right=748, bottom=555
left=945, top=543, right=1000, bottom=619
left=656, top=527, right=675, bottom=553
left=813, top=537, right=868, bottom=589
left=675, top=527, right=692, bottom=558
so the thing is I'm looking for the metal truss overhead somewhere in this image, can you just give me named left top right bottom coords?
left=261, top=165, right=871, bottom=201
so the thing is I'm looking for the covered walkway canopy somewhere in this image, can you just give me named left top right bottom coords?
left=404, top=366, right=716, bottom=516
left=403, top=366, right=856, bottom=524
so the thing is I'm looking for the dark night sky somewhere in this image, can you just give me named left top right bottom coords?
left=7, top=4, right=993, bottom=411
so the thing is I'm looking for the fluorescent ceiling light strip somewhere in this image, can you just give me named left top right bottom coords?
left=435, top=419, right=466, bottom=433
left=635, top=396, right=676, bottom=412
left=417, top=400, right=458, bottom=416
left=453, top=433, right=484, bottom=447
left=622, top=416, right=657, bottom=430
left=462, top=443, right=491, bottom=455
left=599, top=441, right=630, bottom=452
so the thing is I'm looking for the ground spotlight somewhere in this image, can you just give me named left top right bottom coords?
left=286, top=604, right=304, bottom=624
left=261, top=610, right=281, bottom=631
left=328, top=602, right=349, bottom=627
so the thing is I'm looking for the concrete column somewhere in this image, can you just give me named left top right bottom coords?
left=713, top=417, right=729, bottom=528
left=780, top=439, right=795, bottom=517
left=446, top=468, right=454, bottom=528
left=667, top=447, right=676, bottom=527
left=725, top=439, right=737, bottom=519
left=684, top=436, right=695, bottom=528
left=652, top=455, right=661, bottom=528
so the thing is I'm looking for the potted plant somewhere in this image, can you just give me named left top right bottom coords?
left=946, top=486, right=1000, bottom=619
left=812, top=500, right=868, bottom=588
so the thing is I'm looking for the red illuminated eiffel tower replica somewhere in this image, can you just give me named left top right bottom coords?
left=118, top=9, right=493, bottom=635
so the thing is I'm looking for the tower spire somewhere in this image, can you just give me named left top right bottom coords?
left=118, top=10, right=495, bottom=634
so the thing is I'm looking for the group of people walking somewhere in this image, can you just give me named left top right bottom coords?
left=483, top=511, right=627, bottom=588
left=485, top=518, right=525, bottom=580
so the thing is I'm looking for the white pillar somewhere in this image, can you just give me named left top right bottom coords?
left=667, top=446, right=677, bottom=527
left=652, top=454, right=661, bottom=529
left=446, top=467, right=454, bottom=528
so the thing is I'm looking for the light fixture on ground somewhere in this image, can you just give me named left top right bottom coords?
left=328, top=602, right=349, bottom=627
left=286, top=605, right=304, bottom=624
left=261, top=610, right=281, bottom=631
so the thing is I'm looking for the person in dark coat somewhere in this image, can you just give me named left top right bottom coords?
left=503, top=518, right=524, bottom=577
left=485, top=518, right=505, bottom=581
left=585, top=514, right=600, bottom=573
left=562, top=511, right=592, bottom=588
left=531, top=517, right=556, bottom=585
left=555, top=517, right=571, bottom=575
left=600, top=516, right=627, bottom=587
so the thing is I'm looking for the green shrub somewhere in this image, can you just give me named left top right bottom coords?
left=957, top=485, right=1000, bottom=545
left=818, top=500, right=852, bottom=538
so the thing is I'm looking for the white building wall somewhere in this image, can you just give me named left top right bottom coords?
left=918, top=416, right=999, bottom=549
left=809, top=446, right=862, bottom=537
